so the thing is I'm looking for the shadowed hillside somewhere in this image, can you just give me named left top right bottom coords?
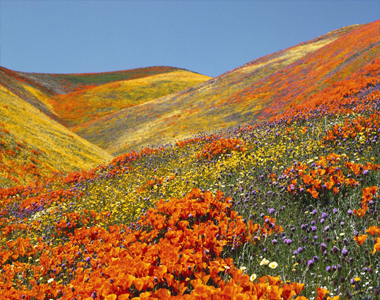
left=73, top=23, right=377, bottom=155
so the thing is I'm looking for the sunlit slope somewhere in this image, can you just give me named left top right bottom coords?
left=0, top=85, right=112, bottom=188
left=0, top=67, right=63, bottom=124
left=228, top=20, right=380, bottom=121
left=53, top=70, right=211, bottom=127
left=2, top=66, right=197, bottom=128
left=73, top=23, right=365, bottom=155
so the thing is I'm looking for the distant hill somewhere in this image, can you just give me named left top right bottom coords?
left=16, top=66, right=187, bottom=94
left=0, top=84, right=112, bottom=188
left=73, top=22, right=380, bottom=155
left=15, top=66, right=210, bottom=127
left=0, top=66, right=210, bottom=187
left=51, top=70, right=211, bottom=127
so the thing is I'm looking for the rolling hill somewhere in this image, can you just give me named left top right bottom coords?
left=72, top=22, right=380, bottom=155
left=0, top=66, right=210, bottom=187
left=51, top=70, right=211, bottom=127
left=15, top=66, right=211, bottom=127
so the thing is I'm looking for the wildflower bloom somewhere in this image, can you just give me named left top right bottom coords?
left=269, top=262, right=278, bottom=269
left=354, top=234, right=368, bottom=246
left=260, top=258, right=270, bottom=266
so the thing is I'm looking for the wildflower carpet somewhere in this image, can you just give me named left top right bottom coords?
left=0, top=20, right=380, bottom=300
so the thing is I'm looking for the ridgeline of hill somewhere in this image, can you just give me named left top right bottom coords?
left=73, top=22, right=380, bottom=155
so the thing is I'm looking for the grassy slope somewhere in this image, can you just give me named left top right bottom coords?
left=0, top=85, right=112, bottom=188
left=73, top=24, right=366, bottom=155
left=52, top=70, right=211, bottom=127
left=0, top=67, right=63, bottom=125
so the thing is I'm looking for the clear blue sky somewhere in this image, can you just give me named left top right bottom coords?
left=1, top=1, right=379, bottom=77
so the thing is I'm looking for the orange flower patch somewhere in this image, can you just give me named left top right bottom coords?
left=0, top=188, right=305, bottom=299
left=354, top=234, right=368, bottom=246
left=283, top=153, right=364, bottom=202
left=196, top=138, right=245, bottom=159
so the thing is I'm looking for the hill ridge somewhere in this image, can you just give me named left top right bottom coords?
left=73, top=21, right=373, bottom=155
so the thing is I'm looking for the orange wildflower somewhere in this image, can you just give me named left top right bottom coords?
left=354, top=234, right=368, bottom=246
left=307, top=186, right=319, bottom=199
left=316, top=287, right=330, bottom=300
left=366, top=226, right=380, bottom=236
left=292, top=282, right=305, bottom=295
left=373, top=238, right=380, bottom=254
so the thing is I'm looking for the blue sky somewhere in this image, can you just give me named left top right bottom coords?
left=1, top=1, right=379, bottom=77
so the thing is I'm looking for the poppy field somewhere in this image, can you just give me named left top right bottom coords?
left=1, top=20, right=380, bottom=300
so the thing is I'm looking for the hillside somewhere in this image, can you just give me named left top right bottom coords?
left=72, top=23, right=375, bottom=155
left=8, top=66, right=211, bottom=128
left=0, top=67, right=63, bottom=125
left=16, top=66, right=186, bottom=94
left=0, top=55, right=379, bottom=298
left=0, top=66, right=210, bottom=186
left=0, top=66, right=191, bottom=127
left=51, top=70, right=211, bottom=127
left=0, top=84, right=112, bottom=188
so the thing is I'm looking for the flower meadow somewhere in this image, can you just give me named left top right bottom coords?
left=1, top=51, right=380, bottom=300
